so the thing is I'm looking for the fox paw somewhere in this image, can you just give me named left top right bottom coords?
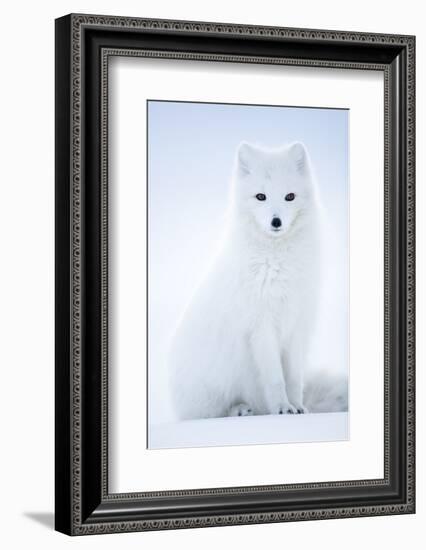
left=276, top=403, right=298, bottom=415
left=229, top=403, right=254, bottom=417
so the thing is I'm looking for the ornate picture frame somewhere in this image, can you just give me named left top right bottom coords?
left=55, top=13, right=415, bottom=535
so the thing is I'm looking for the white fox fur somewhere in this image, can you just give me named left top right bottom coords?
left=303, top=369, right=348, bottom=413
left=169, top=141, right=345, bottom=420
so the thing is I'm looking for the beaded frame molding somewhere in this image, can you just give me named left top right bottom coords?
left=55, top=14, right=415, bottom=536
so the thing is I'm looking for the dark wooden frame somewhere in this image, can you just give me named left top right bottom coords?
left=55, top=13, right=415, bottom=535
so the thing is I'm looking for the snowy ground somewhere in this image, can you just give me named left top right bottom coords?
left=148, top=412, right=348, bottom=450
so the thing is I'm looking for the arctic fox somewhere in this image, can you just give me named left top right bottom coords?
left=169, top=141, right=331, bottom=420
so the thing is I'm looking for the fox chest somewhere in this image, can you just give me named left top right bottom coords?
left=241, top=257, right=308, bottom=320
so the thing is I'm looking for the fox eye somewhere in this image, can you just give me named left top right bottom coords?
left=285, top=193, right=295, bottom=201
left=255, top=193, right=266, bottom=201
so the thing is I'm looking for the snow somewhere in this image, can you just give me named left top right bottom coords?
left=149, top=412, right=348, bottom=450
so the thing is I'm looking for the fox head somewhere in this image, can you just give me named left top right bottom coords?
left=233, top=141, right=317, bottom=238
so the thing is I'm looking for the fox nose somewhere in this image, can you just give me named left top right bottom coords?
left=271, top=217, right=282, bottom=228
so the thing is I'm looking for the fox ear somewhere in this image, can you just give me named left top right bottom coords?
left=237, top=142, right=258, bottom=176
left=288, top=142, right=308, bottom=174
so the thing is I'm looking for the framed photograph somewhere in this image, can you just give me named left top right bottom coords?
left=55, top=14, right=415, bottom=535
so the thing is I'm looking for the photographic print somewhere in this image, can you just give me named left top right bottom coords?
left=148, top=100, right=349, bottom=450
